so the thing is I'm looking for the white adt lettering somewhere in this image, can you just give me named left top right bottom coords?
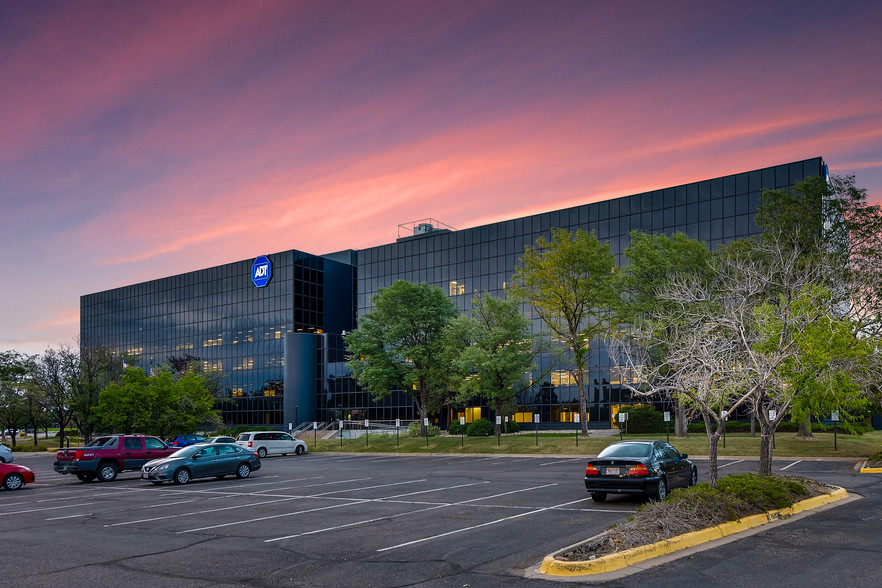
left=254, top=265, right=268, bottom=277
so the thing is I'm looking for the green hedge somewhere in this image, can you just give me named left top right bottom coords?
left=466, top=418, right=494, bottom=437
left=618, top=405, right=665, bottom=433
left=687, top=420, right=872, bottom=435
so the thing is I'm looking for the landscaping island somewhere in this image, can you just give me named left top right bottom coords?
left=539, top=474, right=849, bottom=577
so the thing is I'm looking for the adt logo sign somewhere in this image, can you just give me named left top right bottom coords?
left=251, top=255, right=272, bottom=288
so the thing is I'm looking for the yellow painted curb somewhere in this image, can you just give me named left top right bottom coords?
left=859, top=466, right=882, bottom=473
left=538, top=486, right=848, bottom=577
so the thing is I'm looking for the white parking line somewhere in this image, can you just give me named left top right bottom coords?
left=718, top=459, right=745, bottom=468
left=1, top=503, right=97, bottom=516
left=110, top=479, right=427, bottom=529
left=780, top=460, right=802, bottom=470
left=540, top=458, right=584, bottom=466
left=263, top=483, right=560, bottom=543
left=46, top=513, right=93, bottom=520
left=377, top=496, right=592, bottom=552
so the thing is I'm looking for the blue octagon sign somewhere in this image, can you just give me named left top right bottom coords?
left=251, top=255, right=272, bottom=288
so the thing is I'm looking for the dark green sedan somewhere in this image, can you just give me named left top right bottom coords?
left=141, top=443, right=261, bottom=485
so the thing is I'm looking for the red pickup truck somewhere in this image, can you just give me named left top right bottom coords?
left=54, top=435, right=177, bottom=482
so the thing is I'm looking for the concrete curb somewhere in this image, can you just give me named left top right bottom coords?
left=536, top=486, right=849, bottom=577
left=859, top=460, right=882, bottom=473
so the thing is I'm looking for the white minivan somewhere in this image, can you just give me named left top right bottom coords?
left=236, top=431, right=307, bottom=458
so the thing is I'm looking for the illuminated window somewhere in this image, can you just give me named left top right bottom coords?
left=264, top=389, right=276, bottom=397
left=551, top=370, right=574, bottom=387
left=203, top=336, right=223, bottom=347
left=232, top=358, right=254, bottom=371
left=449, top=281, right=465, bottom=296
left=231, top=388, right=243, bottom=397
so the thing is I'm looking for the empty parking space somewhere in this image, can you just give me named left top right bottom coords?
left=2, top=452, right=864, bottom=586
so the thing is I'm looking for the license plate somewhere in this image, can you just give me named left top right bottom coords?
left=141, top=472, right=148, bottom=479
left=605, top=467, right=620, bottom=475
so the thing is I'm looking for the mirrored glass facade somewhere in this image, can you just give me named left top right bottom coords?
left=80, top=157, right=825, bottom=429
left=80, top=250, right=355, bottom=426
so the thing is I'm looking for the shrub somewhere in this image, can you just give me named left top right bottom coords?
left=448, top=420, right=465, bottom=435
left=407, top=421, right=440, bottom=437
left=620, top=405, right=665, bottom=433
left=715, top=473, right=807, bottom=511
left=466, top=418, right=494, bottom=437
left=504, top=419, right=519, bottom=434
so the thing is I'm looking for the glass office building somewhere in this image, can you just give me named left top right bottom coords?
left=81, top=157, right=827, bottom=429
left=80, top=250, right=356, bottom=427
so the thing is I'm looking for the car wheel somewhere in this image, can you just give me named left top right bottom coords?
left=236, top=463, right=251, bottom=479
left=97, top=462, right=118, bottom=482
left=0, top=457, right=6, bottom=464
left=173, top=468, right=191, bottom=485
left=590, top=492, right=607, bottom=503
left=76, top=472, right=96, bottom=483
left=653, top=477, right=667, bottom=501
left=257, top=447, right=267, bottom=458
left=295, top=445, right=304, bottom=455
left=3, top=473, right=24, bottom=491
left=689, top=467, right=698, bottom=487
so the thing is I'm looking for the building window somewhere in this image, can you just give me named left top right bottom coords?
left=449, top=281, right=466, bottom=296
left=551, top=370, right=574, bottom=387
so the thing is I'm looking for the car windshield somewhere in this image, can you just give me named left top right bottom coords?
left=597, top=443, right=652, bottom=458
left=171, top=446, right=202, bottom=458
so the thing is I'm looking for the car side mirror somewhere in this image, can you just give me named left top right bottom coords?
left=681, top=453, right=688, bottom=459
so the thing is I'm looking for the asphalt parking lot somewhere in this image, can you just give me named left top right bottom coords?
left=2, top=451, right=879, bottom=587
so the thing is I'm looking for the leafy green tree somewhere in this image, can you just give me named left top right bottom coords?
left=0, top=351, right=31, bottom=446
left=756, top=175, right=882, bottom=437
left=345, top=281, right=458, bottom=436
left=95, top=368, right=220, bottom=438
left=782, top=311, right=872, bottom=437
left=443, top=293, right=536, bottom=436
left=623, top=231, right=714, bottom=437
left=511, top=228, right=622, bottom=435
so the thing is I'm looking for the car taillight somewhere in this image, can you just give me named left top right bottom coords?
left=585, top=465, right=599, bottom=475
left=628, top=464, right=650, bottom=476
left=247, top=441, right=253, bottom=447
left=75, top=450, right=83, bottom=460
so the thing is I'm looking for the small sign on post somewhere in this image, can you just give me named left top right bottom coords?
left=496, top=416, right=502, bottom=446
left=664, top=411, right=671, bottom=442
left=533, top=413, right=540, bottom=446
left=574, top=413, right=580, bottom=446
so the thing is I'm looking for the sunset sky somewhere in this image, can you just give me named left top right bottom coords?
left=2, top=0, right=881, bottom=355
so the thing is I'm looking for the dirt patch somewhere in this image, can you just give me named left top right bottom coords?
left=558, top=476, right=832, bottom=561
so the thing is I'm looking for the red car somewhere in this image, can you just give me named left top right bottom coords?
left=1, top=462, right=35, bottom=491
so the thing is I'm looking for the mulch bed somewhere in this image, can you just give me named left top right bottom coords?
left=558, top=477, right=832, bottom=561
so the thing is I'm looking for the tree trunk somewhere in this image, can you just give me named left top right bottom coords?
left=701, top=409, right=722, bottom=487
left=576, top=368, right=588, bottom=436
left=494, top=398, right=503, bottom=436
left=705, top=426, right=720, bottom=488
left=750, top=412, right=756, bottom=437
left=758, top=429, right=774, bottom=476
left=674, top=405, right=689, bottom=438
left=796, top=414, right=814, bottom=440
left=418, top=379, right=428, bottom=437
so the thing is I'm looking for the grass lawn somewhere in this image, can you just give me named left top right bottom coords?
left=301, top=429, right=882, bottom=460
